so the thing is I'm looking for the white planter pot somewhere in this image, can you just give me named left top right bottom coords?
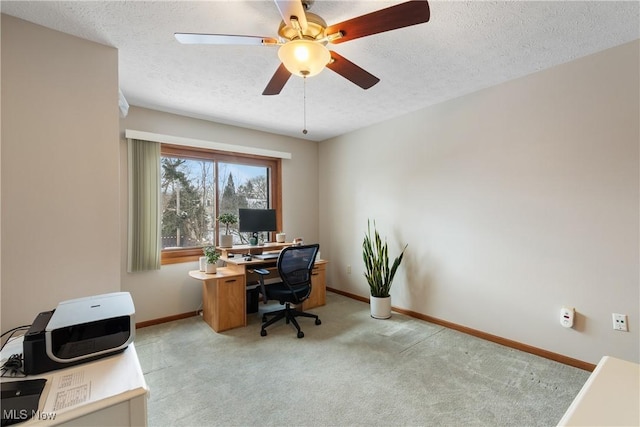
left=205, top=263, right=217, bottom=274
left=370, top=295, right=392, bottom=319
left=219, top=234, right=233, bottom=248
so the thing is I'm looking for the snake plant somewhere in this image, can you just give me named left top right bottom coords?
left=363, top=220, right=407, bottom=298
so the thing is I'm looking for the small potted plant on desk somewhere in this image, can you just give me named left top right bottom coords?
left=217, top=213, right=237, bottom=248
left=363, top=220, right=407, bottom=319
left=203, top=246, right=220, bottom=274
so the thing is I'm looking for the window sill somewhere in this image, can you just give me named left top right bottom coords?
left=161, top=248, right=203, bottom=265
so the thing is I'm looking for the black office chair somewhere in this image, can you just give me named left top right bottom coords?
left=254, top=244, right=321, bottom=338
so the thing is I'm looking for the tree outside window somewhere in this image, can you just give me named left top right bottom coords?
left=161, top=157, right=214, bottom=249
left=159, top=145, right=281, bottom=264
left=218, top=163, right=269, bottom=245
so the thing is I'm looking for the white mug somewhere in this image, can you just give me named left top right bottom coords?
left=276, top=233, right=286, bottom=243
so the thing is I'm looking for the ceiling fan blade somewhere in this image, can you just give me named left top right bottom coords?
left=326, top=0, right=430, bottom=44
left=263, top=63, right=292, bottom=95
left=175, top=33, right=278, bottom=46
left=326, top=51, right=380, bottom=90
left=273, top=0, right=308, bottom=31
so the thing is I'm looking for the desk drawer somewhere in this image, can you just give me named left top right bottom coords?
left=202, top=274, right=246, bottom=332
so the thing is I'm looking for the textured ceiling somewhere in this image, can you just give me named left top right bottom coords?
left=2, top=1, right=638, bottom=141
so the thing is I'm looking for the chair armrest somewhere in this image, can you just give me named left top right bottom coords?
left=250, top=268, right=270, bottom=303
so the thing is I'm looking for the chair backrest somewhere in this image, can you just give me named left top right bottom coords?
left=277, top=244, right=319, bottom=290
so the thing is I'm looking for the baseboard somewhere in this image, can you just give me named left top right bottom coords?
left=136, top=311, right=198, bottom=329
left=326, top=287, right=596, bottom=372
left=329, top=287, right=370, bottom=303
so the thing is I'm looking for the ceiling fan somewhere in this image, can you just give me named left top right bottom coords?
left=175, top=0, right=430, bottom=96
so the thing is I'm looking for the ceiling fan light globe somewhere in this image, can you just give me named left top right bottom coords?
left=278, top=39, right=330, bottom=78
left=294, top=45, right=310, bottom=62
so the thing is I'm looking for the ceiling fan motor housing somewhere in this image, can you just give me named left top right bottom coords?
left=278, top=12, right=327, bottom=42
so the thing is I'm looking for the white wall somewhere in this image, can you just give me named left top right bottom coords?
left=120, top=107, right=318, bottom=322
left=1, top=15, right=121, bottom=331
left=319, top=40, right=640, bottom=365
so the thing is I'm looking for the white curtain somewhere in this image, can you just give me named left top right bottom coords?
left=127, top=138, right=161, bottom=272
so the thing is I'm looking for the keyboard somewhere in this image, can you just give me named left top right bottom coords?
left=253, top=253, right=280, bottom=260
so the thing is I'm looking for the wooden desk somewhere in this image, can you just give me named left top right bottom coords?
left=189, top=253, right=328, bottom=333
left=222, top=255, right=328, bottom=311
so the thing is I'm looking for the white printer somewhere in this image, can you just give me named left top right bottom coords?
left=23, top=292, right=135, bottom=374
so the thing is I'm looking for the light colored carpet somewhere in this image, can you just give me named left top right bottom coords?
left=135, top=292, right=589, bottom=426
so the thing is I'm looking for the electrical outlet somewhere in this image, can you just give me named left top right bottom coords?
left=347, top=265, right=351, bottom=274
left=612, top=313, right=628, bottom=332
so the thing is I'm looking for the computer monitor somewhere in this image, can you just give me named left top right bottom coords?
left=238, top=209, right=277, bottom=241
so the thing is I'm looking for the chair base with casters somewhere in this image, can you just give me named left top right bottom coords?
left=260, top=301, right=321, bottom=338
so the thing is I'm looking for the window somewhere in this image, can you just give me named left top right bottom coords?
left=160, top=144, right=281, bottom=264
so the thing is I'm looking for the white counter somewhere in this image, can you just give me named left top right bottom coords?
left=558, top=356, right=639, bottom=426
left=1, top=336, right=148, bottom=426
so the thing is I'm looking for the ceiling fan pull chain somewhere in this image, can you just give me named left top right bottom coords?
left=302, top=77, right=308, bottom=135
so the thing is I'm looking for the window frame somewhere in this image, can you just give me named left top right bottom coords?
left=160, top=144, right=282, bottom=265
